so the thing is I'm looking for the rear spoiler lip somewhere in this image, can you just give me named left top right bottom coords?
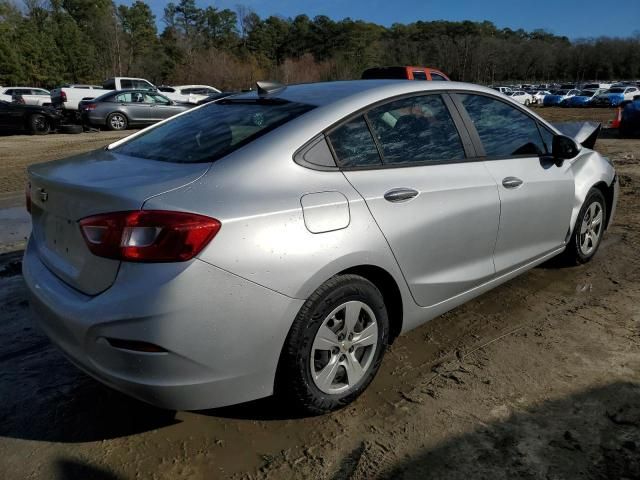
left=551, top=121, right=601, bottom=150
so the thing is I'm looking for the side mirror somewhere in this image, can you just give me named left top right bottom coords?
left=552, top=135, right=579, bottom=165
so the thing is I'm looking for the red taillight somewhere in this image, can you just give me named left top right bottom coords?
left=79, top=211, right=221, bottom=262
left=83, top=103, right=97, bottom=111
left=60, top=91, right=67, bottom=102
left=25, top=182, right=31, bottom=214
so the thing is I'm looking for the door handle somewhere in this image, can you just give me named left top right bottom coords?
left=502, top=177, right=523, bottom=189
left=384, top=188, right=419, bottom=203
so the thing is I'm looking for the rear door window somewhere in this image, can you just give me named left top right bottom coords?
left=366, top=94, right=465, bottom=165
left=412, top=70, right=428, bottom=80
left=457, top=93, right=547, bottom=157
left=144, top=93, right=170, bottom=105
left=120, top=79, right=134, bottom=89
left=327, top=116, right=382, bottom=168
left=115, top=93, right=133, bottom=102
left=115, top=99, right=314, bottom=163
left=430, top=73, right=447, bottom=81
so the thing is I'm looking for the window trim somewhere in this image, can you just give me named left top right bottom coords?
left=450, top=91, right=553, bottom=161
left=293, top=134, right=338, bottom=171
left=323, top=91, right=477, bottom=171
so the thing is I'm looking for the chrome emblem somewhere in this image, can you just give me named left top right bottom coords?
left=38, top=188, right=48, bottom=202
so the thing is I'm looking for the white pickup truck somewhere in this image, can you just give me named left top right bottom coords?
left=51, top=77, right=157, bottom=111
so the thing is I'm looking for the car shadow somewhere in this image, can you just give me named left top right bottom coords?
left=330, top=381, right=640, bottom=479
left=55, top=458, right=126, bottom=480
left=196, top=395, right=313, bottom=421
left=0, top=374, right=180, bottom=443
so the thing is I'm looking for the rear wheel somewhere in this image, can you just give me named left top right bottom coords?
left=106, top=112, right=128, bottom=131
left=524, top=99, right=531, bottom=106
left=277, top=275, right=389, bottom=414
left=562, top=188, right=607, bottom=265
left=29, top=114, right=50, bottom=135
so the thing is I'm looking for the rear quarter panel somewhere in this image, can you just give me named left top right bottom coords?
left=140, top=112, right=412, bottom=307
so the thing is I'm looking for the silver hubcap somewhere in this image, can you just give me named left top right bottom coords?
left=579, top=201, right=603, bottom=256
left=310, top=301, right=378, bottom=395
left=110, top=114, right=125, bottom=129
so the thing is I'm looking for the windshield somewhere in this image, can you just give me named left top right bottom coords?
left=114, top=99, right=314, bottom=163
left=609, top=88, right=624, bottom=93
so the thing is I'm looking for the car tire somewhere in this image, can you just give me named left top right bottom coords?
left=106, top=112, right=128, bottom=131
left=277, top=274, right=389, bottom=414
left=524, top=99, right=530, bottom=106
left=29, top=114, right=50, bottom=135
left=562, top=188, right=607, bottom=265
left=59, top=124, right=84, bottom=134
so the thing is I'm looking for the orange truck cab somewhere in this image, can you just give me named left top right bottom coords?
left=361, top=66, right=450, bottom=81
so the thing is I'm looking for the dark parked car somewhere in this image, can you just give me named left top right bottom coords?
left=79, top=90, right=192, bottom=130
left=620, top=97, right=640, bottom=137
left=0, top=100, right=63, bottom=134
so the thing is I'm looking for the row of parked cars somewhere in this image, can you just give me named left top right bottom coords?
left=491, top=82, right=640, bottom=108
left=0, top=77, right=230, bottom=135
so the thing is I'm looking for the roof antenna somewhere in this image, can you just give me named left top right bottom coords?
left=256, top=81, right=286, bottom=96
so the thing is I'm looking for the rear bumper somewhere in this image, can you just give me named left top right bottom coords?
left=22, top=238, right=303, bottom=410
left=81, top=112, right=106, bottom=126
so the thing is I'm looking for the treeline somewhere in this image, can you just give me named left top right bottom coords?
left=1, top=0, right=640, bottom=90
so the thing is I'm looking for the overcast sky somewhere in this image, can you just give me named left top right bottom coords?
left=126, top=0, right=640, bottom=39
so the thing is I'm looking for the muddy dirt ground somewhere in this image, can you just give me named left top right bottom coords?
left=0, top=108, right=639, bottom=479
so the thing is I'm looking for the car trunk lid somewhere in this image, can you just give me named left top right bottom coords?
left=28, top=148, right=210, bottom=295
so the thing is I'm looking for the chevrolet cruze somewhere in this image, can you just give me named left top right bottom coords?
left=23, top=80, right=618, bottom=413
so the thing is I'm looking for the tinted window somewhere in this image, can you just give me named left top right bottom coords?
left=103, top=79, right=116, bottom=90
left=115, top=100, right=314, bottom=163
left=412, top=71, right=428, bottom=80
left=327, top=116, right=381, bottom=168
left=458, top=94, right=546, bottom=157
left=133, top=80, right=154, bottom=90
left=366, top=95, right=465, bottom=165
left=120, top=79, right=134, bottom=89
left=430, top=73, right=447, bottom=81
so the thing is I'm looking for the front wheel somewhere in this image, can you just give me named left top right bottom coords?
left=562, top=188, right=607, bottom=265
left=29, top=114, right=50, bottom=135
left=277, top=275, right=389, bottom=414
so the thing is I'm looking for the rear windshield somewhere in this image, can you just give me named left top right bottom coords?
left=114, top=99, right=314, bottom=163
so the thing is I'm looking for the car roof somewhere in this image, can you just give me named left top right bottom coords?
left=231, top=80, right=499, bottom=108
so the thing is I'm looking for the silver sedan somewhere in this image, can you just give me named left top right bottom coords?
left=80, top=89, right=192, bottom=130
left=24, top=80, right=618, bottom=413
